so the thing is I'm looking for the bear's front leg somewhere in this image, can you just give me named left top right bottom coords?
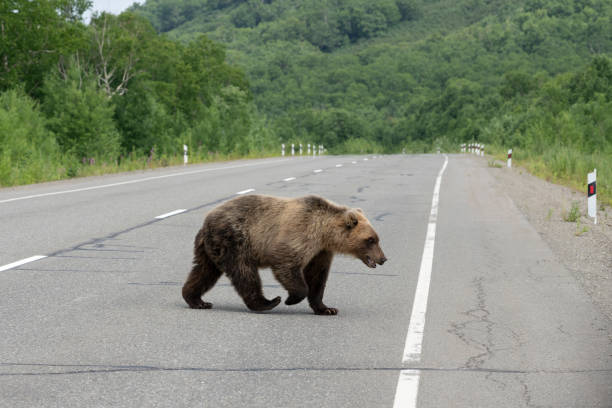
left=227, top=265, right=281, bottom=312
left=304, top=250, right=337, bottom=316
left=271, top=263, right=309, bottom=306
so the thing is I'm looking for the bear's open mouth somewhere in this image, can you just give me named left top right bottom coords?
left=363, top=256, right=377, bottom=268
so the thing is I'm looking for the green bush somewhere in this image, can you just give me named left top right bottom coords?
left=330, top=137, right=383, bottom=154
left=0, top=88, right=61, bottom=186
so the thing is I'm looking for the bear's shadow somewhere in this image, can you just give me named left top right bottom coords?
left=177, top=302, right=315, bottom=315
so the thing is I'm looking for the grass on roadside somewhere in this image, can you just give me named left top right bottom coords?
left=487, top=145, right=611, bottom=207
left=564, top=201, right=581, bottom=222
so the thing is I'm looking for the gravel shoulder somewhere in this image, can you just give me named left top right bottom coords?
left=485, top=157, right=612, bottom=323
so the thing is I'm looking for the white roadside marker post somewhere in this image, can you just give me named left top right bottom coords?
left=507, top=149, right=512, bottom=168
left=300, top=143, right=303, bottom=155
left=481, top=144, right=485, bottom=157
left=588, top=168, right=597, bottom=225
left=291, top=143, right=295, bottom=156
left=183, top=144, right=188, bottom=165
left=282, top=143, right=285, bottom=157
left=308, top=144, right=311, bottom=155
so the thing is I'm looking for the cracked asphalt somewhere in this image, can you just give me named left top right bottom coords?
left=1, top=155, right=610, bottom=407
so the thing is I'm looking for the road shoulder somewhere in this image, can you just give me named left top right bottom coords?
left=486, top=157, right=612, bottom=324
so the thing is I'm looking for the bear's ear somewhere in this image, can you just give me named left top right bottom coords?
left=344, top=210, right=359, bottom=229
left=356, top=208, right=363, bottom=213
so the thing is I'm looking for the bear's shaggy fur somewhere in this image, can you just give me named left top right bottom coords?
left=182, top=194, right=386, bottom=315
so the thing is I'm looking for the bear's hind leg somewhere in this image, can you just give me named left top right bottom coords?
left=182, top=251, right=222, bottom=309
left=304, top=250, right=337, bottom=315
left=228, top=264, right=281, bottom=312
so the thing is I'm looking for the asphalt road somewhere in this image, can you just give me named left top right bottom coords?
left=1, top=154, right=610, bottom=407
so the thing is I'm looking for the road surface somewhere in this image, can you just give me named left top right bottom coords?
left=1, top=154, right=610, bottom=407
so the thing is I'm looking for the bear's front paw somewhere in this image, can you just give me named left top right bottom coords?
left=285, top=294, right=306, bottom=305
left=314, top=307, right=338, bottom=316
left=246, top=296, right=281, bottom=312
left=187, top=298, right=213, bottom=309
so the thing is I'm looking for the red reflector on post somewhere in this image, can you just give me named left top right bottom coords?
left=588, top=182, right=596, bottom=197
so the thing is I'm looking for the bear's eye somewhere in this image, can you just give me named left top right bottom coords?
left=367, top=237, right=376, bottom=245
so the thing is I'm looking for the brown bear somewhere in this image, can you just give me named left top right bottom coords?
left=182, top=194, right=387, bottom=315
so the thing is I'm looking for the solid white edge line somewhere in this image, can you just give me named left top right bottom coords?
left=0, top=255, right=48, bottom=272
left=154, top=209, right=187, bottom=219
left=313, top=169, right=323, bottom=173
left=393, top=370, right=420, bottom=408
left=236, top=188, right=255, bottom=195
left=283, top=177, right=296, bottom=181
left=0, top=159, right=288, bottom=205
left=392, top=154, right=448, bottom=408
left=402, top=155, right=448, bottom=363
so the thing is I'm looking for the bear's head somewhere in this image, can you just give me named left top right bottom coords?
left=340, top=209, right=387, bottom=268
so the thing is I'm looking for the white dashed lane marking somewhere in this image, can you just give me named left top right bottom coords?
left=0, top=255, right=47, bottom=272
left=154, top=209, right=187, bottom=219
left=313, top=169, right=323, bottom=173
left=283, top=177, right=296, bottom=181
left=336, top=164, right=343, bottom=167
left=236, top=188, right=255, bottom=195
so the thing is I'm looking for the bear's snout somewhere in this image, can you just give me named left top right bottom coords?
left=362, top=254, right=387, bottom=268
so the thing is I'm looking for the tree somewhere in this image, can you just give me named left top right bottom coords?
left=88, top=12, right=156, bottom=98
left=42, top=60, right=121, bottom=161
left=0, top=0, right=89, bottom=95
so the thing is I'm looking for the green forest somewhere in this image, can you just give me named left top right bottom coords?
left=1, top=0, right=611, bottom=203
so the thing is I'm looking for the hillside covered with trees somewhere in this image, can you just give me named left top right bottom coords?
left=1, top=0, right=611, bottom=201
left=133, top=0, right=612, bottom=201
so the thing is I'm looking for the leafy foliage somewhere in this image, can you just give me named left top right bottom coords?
left=0, top=88, right=60, bottom=185
left=42, top=60, right=121, bottom=161
left=0, top=0, right=90, bottom=95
